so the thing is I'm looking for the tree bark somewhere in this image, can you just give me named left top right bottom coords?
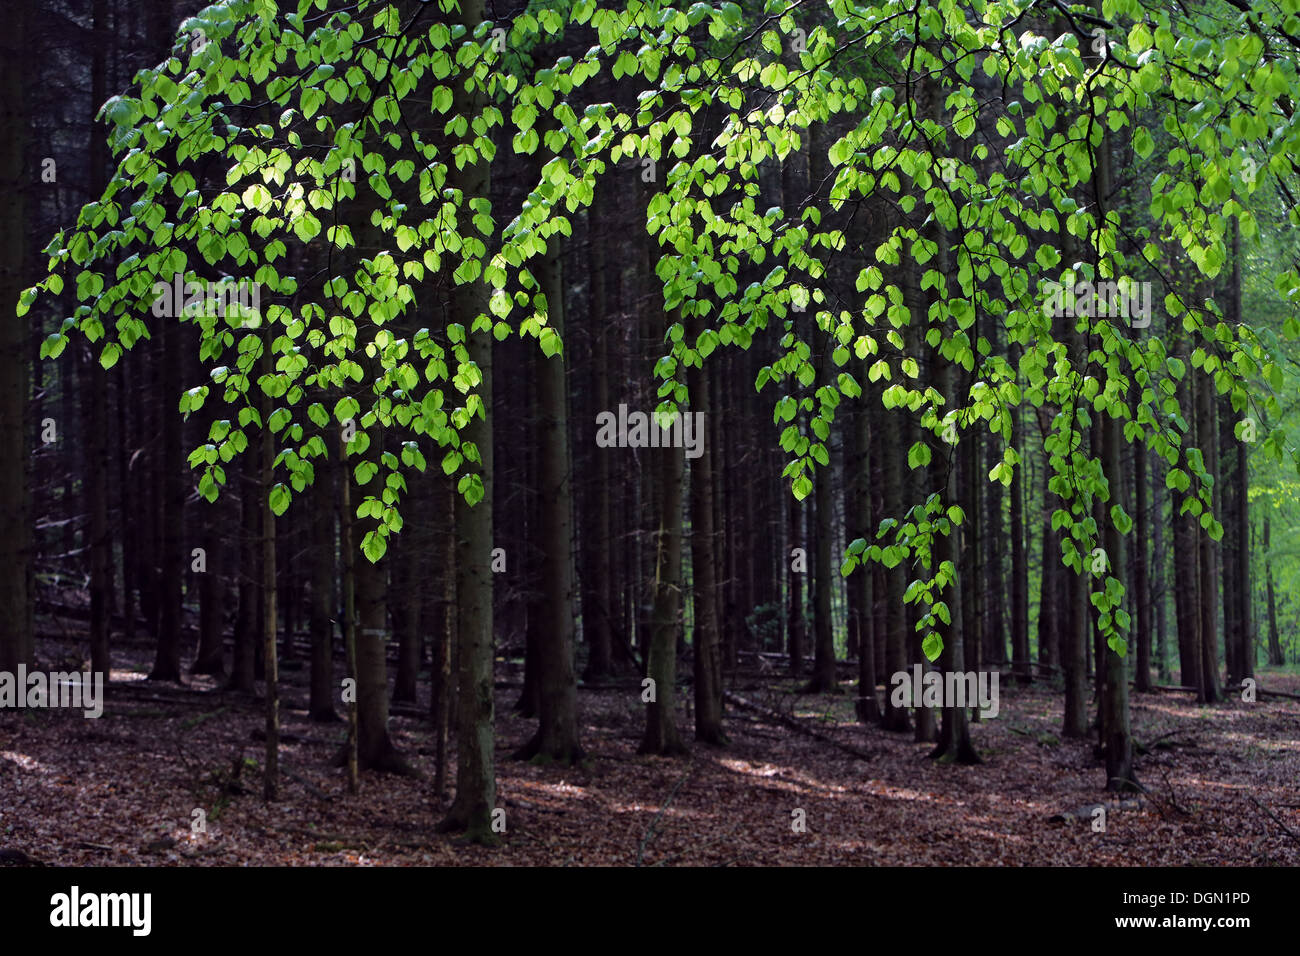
left=515, top=231, right=584, bottom=763
left=687, top=316, right=726, bottom=744
left=308, top=449, right=337, bottom=721
left=640, top=440, right=688, bottom=756
left=0, top=0, right=31, bottom=675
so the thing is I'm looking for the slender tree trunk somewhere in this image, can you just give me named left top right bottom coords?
left=1100, top=403, right=1136, bottom=789
left=439, top=16, right=497, bottom=833
left=1230, top=220, right=1253, bottom=685
left=193, top=533, right=225, bottom=675
left=640, top=440, right=688, bottom=756
left=432, top=478, right=456, bottom=801
left=339, top=430, right=359, bottom=794
left=308, top=450, right=337, bottom=721
left=1263, top=519, right=1282, bottom=666
left=881, top=406, right=911, bottom=734
left=516, top=232, right=584, bottom=763
left=1172, top=324, right=1202, bottom=693
left=116, top=364, right=136, bottom=644
left=83, top=0, right=112, bottom=680
left=933, top=335, right=978, bottom=763
left=1196, top=366, right=1221, bottom=703
left=353, top=438, right=410, bottom=774
left=1219, top=392, right=1240, bottom=686
left=1133, top=435, right=1152, bottom=691
left=1090, top=74, right=1137, bottom=789
left=787, top=495, right=804, bottom=677
left=688, top=317, right=726, bottom=744
left=261, top=347, right=280, bottom=801
left=584, top=209, right=614, bottom=679
left=853, top=387, right=880, bottom=723
left=1009, top=396, right=1030, bottom=683
left=0, top=0, right=31, bottom=675
left=807, top=437, right=837, bottom=693
left=1037, top=492, right=1059, bottom=675
left=1061, top=546, right=1090, bottom=737
left=391, top=523, right=422, bottom=704
left=228, top=465, right=260, bottom=693
left=149, top=302, right=184, bottom=681
left=1151, top=451, right=1167, bottom=678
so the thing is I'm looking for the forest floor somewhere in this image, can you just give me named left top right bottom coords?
left=2, top=625, right=1298, bottom=866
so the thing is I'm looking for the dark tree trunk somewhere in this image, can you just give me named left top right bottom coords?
left=787, top=495, right=804, bottom=677
left=515, top=230, right=584, bottom=764
left=881, top=404, right=911, bottom=734
left=228, top=465, right=260, bottom=693
left=688, top=316, right=726, bottom=745
left=640, top=440, right=688, bottom=757
left=1009, top=396, right=1030, bottom=684
left=391, top=521, right=422, bottom=705
left=1133, top=434, right=1152, bottom=692
left=438, top=31, right=498, bottom=835
left=1195, top=365, right=1221, bottom=703
left=852, top=388, right=880, bottom=724
left=0, top=0, right=31, bottom=675
left=193, top=532, right=225, bottom=676
left=583, top=206, right=614, bottom=679
left=83, top=0, right=112, bottom=680
left=308, top=452, right=337, bottom=722
left=149, top=304, right=184, bottom=681
left=260, top=347, right=280, bottom=801
left=1263, top=519, right=1282, bottom=666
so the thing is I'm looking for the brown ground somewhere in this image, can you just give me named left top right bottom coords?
left=2, top=627, right=1297, bottom=866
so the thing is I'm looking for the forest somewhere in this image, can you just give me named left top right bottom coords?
left=0, top=0, right=1297, bottom=880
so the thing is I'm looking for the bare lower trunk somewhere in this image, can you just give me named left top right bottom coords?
left=640, top=443, right=688, bottom=756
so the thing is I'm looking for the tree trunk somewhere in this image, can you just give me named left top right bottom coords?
left=640, top=440, right=688, bottom=756
left=83, top=0, right=112, bottom=680
left=339, top=430, right=359, bottom=794
left=853, top=386, right=880, bottom=723
left=149, top=301, right=184, bottom=681
left=1263, top=519, right=1282, bottom=666
left=260, top=347, right=280, bottom=801
left=308, top=450, right=337, bottom=722
left=1133, top=434, right=1152, bottom=691
left=353, top=439, right=410, bottom=773
left=807, top=435, right=837, bottom=693
left=228, top=464, right=260, bottom=693
left=687, top=317, right=726, bottom=745
left=438, top=21, right=497, bottom=833
left=584, top=210, right=615, bottom=679
left=432, top=478, right=456, bottom=801
left=0, top=0, right=31, bottom=675
left=933, top=324, right=978, bottom=763
left=391, top=522, right=422, bottom=705
left=787, top=494, right=804, bottom=677
left=515, top=232, right=584, bottom=763
left=1195, top=365, right=1221, bottom=703
left=193, top=532, right=225, bottom=675
left=881, top=405, right=911, bottom=734
left=1009, top=397, right=1030, bottom=684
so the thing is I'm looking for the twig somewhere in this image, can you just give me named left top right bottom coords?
left=282, top=768, right=333, bottom=802
left=1248, top=796, right=1300, bottom=847
left=636, top=763, right=693, bottom=867
left=725, top=691, right=872, bottom=761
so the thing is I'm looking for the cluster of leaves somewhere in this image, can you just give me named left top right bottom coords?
left=18, top=0, right=1300, bottom=657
